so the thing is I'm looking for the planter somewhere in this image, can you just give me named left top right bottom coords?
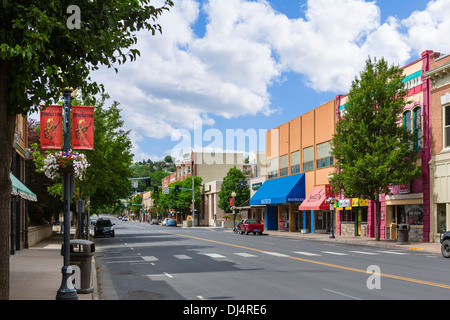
left=60, top=165, right=74, bottom=174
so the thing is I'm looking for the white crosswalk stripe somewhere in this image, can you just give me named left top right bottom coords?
left=349, top=251, right=379, bottom=255
left=141, top=256, right=159, bottom=261
left=203, top=253, right=227, bottom=259
left=376, top=250, right=410, bottom=255
left=234, top=253, right=258, bottom=257
left=174, top=255, right=192, bottom=260
left=321, top=251, right=348, bottom=256
left=293, top=251, right=321, bottom=256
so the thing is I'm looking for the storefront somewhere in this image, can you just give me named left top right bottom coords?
left=298, top=185, right=332, bottom=233
left=250, top=173, right=305, bottom=231
left=335, top=198, right=369, bottom=237
left=385, top=195, right=424, bottom=241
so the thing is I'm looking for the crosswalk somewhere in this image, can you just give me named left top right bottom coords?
left=104, top=248, right=437, bottom=264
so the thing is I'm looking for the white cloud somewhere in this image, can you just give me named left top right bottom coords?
left=92, top=0, right=450, bottom=157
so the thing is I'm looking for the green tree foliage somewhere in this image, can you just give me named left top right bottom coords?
left=330, top=57, right=422, bottom=241
left=151, top=176, right=202, bottom=218
left=0, top=0, right=173, bottom=299
left=218, top=167, right=250, bottom=213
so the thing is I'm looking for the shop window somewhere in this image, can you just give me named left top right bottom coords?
left=268, top=157, right=278, bottom=179
left=445, top=105, right=450, bottom=149
left=303, top=146, right=314, bottom=172
left=280, top=155, right=288, bottom=177
left=413, top=107, right=422, bottom=150
left=316, top=141, right=333, bottom=169
left=437, top=204, right=447, bottom=233
left=291, top=151, right=300, bottom=174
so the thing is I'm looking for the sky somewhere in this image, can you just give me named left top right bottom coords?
left=75, top=0, right=450, bottom=162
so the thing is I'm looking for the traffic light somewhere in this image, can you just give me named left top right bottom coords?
left=145, top=178, right=151, bottom=187
left=153, top=186, right=158, bottom=193
left=175, top=185, right=180, bottom=192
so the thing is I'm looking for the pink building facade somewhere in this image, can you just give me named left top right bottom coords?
left=335, top=51, right=435, bottom=242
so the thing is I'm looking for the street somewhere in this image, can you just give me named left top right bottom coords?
left=94, top=216, right=450, bottom=301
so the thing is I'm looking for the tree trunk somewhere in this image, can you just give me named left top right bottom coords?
left=0, top=60, right=15, bottom=300
left=375, top=198, right=381, bottom=241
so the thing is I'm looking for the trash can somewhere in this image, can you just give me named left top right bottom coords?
left=396, top=224, right=410, bottom=244
left=61, top=239, right=95, bottom=294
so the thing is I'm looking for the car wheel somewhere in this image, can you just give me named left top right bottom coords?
left=253, top=232, right=256, bottom=235
left=442, top=239, right=450, bottom=258
left=258, top=232, right=263, bottom=235
left=245, top=228, right=249, bottom=235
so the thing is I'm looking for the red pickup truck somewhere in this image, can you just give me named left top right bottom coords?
left=239, top=219, right=264, bottom=235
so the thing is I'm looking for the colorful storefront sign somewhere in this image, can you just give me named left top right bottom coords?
left=335, top=198, right=368, bottom=210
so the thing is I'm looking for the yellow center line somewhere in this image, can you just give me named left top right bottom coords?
left=161, top=231, right=450, bottom=290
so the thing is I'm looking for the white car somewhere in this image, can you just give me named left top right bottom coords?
left=162, top=218, right=170, bottom=226
left=122, top=217, right=129, bottom=221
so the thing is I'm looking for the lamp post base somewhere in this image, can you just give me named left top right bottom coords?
left=56, top=266, right=78, bottom=300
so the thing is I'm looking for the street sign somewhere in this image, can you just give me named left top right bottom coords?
left=164, top=187, right=169, bottom=194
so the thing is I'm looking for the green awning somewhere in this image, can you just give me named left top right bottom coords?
left=10, top=172, right=37, bottom=202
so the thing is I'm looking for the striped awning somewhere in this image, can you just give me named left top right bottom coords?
left=10, top=172, right=37, bottom=202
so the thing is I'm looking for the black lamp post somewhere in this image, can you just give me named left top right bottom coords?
left=56, top=88, right=78, bottom=300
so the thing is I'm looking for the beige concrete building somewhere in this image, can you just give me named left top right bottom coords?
left=425, top=53, right=450, bottom=242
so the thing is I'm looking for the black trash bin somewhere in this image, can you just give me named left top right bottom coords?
left=61, top=239, right=95, bottom=294
left=397, top=224, right=410, bottom=244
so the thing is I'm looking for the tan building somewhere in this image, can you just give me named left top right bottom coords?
left=251, top=99, right=336, bottom=233
left=425, top=52, right=450, bottom=242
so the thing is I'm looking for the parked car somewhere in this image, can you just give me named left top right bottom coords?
left=150, top=218, right=159, bottom=225
left=441, top=231, right=450, bottom=258
left=94, top=219, right=115, bottom=237
left=166, top=219, right=177, bottom=227
left=162, top=218, right=170, bottom=226
left=122, top=217, right=129, bottom=221
left=239, top=219, right=264, bottom=235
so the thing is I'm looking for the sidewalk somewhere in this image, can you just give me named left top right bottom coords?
left=9, top=232, right=97, bottom=300
left=8, top=226, right=442, bottom=300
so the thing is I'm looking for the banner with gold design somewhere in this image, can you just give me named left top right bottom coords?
left=72, top=106, right=94, bottom=150
left=40, top=105, right=63, bottom=149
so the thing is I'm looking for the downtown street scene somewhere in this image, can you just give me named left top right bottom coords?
left=2, top=0, right=450, bottom=312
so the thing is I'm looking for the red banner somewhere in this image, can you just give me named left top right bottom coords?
left=40, top=105, right=63, bottom=149
left=72, top=106, right=94, bottom=150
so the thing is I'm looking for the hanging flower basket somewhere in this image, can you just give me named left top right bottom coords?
left=42, top=150, right=90, bottom=180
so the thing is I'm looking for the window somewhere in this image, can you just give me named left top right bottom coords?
left=445, top=105, right=450, bottom=149
left=280, top=155, right=288, bottom=176
left=413, top=107, right=422, bottom=150
left=437, top=204, right=447, bottom=233
left=303, top=146, right=313, bottom=172
left=268, top=158, right=278, bottom=179
left=291, top=151, right=300, bottom=174
left=316, top=141, right=333, bottom=169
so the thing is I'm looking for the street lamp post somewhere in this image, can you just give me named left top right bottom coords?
left=56, top=88, right=78, bottom=300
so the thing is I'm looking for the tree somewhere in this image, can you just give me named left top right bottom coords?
left=330, top=57, right=422, bottom=241
left=218, top=167, right=250, bottom=214
left=0, top=0, right=173, bottom=299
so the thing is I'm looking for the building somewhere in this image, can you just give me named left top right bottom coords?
left=426, top=52, right=450, bottom=243
left=335, top=51, right=435, bottom=241
left=251, top=99, right=336, bottom=233
left=10, top=114, right=37, bottom=254
left=161, top=151, right=251, bottom=225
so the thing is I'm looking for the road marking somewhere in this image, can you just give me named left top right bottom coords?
left=349, top=251, right=379, bottom=255
left=321, top=251, right=348, bottom=256
left=174, top=255, right=192, bottom=260
left=164, top=272, right=173, bottom=278
left=141, top=256, right=159, bottom=261
left=197, top=296, right=207, bottom=300
left=377, top=250, right=409, bottom=255
left=293, top=251, right=321, bottom=256
left=161, top=230, right=450, bottom=290
left=263, top=251, right=289, bottom=257
left=323, top=288, right=362, bottom=300
left=234, top=253, right=258, bottom=257
left=203, top=253, right=227, bottom=259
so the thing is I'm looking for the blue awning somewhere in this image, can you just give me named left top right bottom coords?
left=250, top=173, right=305, bottom=205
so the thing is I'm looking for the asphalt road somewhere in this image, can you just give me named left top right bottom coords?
left=94, top=216, right=450, bottom=302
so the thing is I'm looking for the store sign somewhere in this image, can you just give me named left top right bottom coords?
left=399, top=182, right=410, bottom=194
left=252, top=182, right=262, bottom=190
